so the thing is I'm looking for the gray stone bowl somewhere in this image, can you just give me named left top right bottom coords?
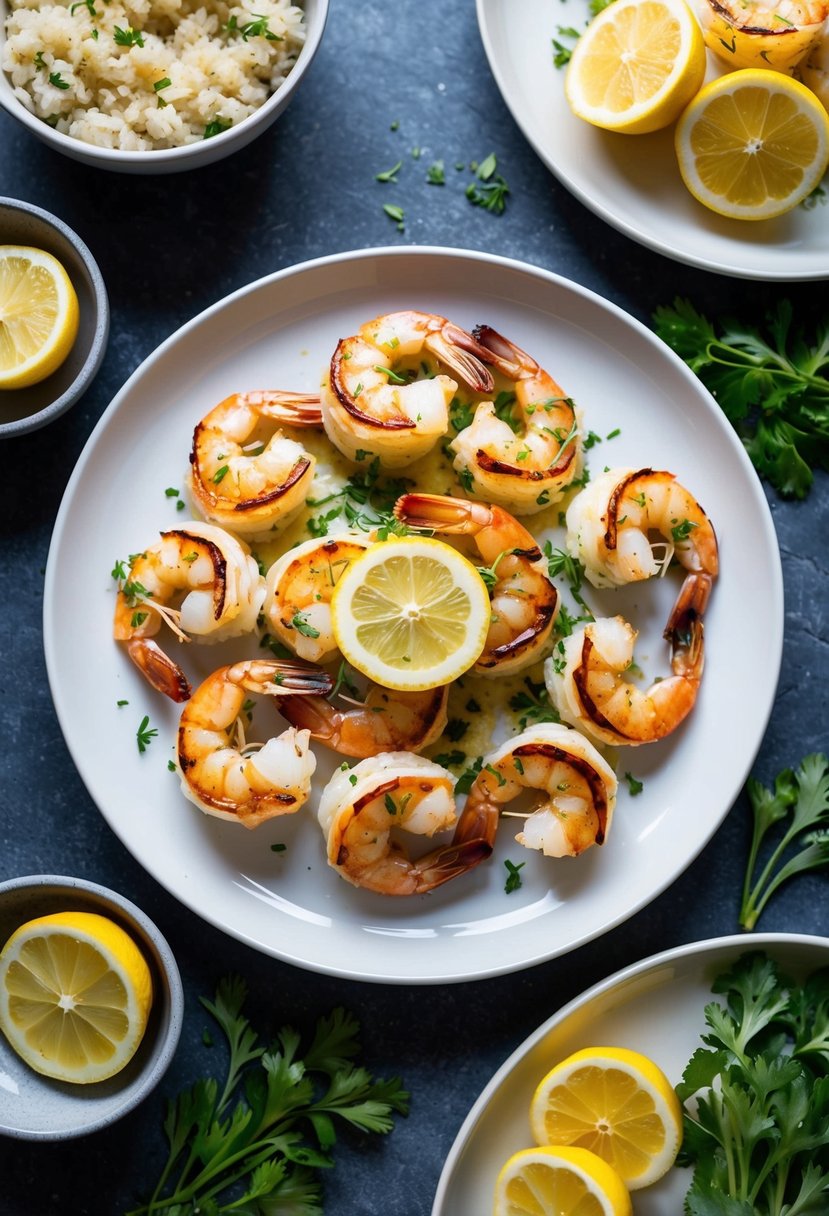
left=0, top=874, right=183, bottom=1140
left=0, top=198, right=109, bottom=438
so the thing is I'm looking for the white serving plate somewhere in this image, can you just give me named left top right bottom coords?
left=44, top=247, right=782, bottom=983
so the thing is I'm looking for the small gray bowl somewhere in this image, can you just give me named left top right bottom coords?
left=0, top=874, right=183, bottom=1140
left=0, top=198, right=109, bottom=438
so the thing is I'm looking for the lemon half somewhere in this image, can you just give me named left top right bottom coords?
left=0, top=245, right=80, bottom=389
left=330, top=536, right=491, bottom=691
left=0, top=911, right=153, bottom=1084
left=565, top=0, right=706, bottom=134
left=494, top=1145, right=632, bottom=1216
left=529, top=1046, right=683, bottom=1190
left=675, top=69, right=829, bottom=220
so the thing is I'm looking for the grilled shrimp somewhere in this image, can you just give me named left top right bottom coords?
left=463, top=723, right=618, bottom=858
left=177, top=660, right=332, bottom=829
left=449, top=326, right=583, bottom=515
left=800, top=33, right=829, bottom=110
left=278, top=683, right=449, bottom=758
left=113, top=522, right=266, bottom=702
left=565, top=467, right=719, bottom=590
left=699, top=0, right=829, bottom=72
left=320, top=310, right=495, bottom=469
left=545, top=574, right=712, bottom=747
left=317, top=752, right=491, bottom=895
left=261, top=534, right=370, bottom=663
left=394, top=492, right=559, bottom=675
left=188, top=391, right=322, bottom=539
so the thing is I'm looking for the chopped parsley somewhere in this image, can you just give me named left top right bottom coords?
left=624, top=771, right=644, bottom=796
left=504, top=859, right=525, bottom=894
left=136, top=715, right=157, bottom=754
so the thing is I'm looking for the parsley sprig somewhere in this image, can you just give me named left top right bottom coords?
left=740, top=753, right=829, bottom=930
left=128, top=977, right=408, bottom=1215
left=653, top=298, right=829, bottom=498
left=305, top=459, right=410, bottom=540
left=677, top=952, right=829, bottom=1214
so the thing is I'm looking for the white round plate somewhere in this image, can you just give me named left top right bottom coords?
left=44, top=247, right=782, bottom=983
left=477, top=0, right=829, bottom=280
left=432, top=933, right=829, bottom=1214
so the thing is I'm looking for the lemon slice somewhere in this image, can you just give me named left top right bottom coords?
left=675, top=70, right=829, bottom=220
left=0, top=911, right=153, bottom=1084
left=565, top=0, right=706, bottom=134
left=330, top=536, right=491, bottom=691
left=529, top=1046, right=683, bottom=1190
left=0, top=245, right=80, bottom=390
left=494, top=1145, right=632, bottom=1216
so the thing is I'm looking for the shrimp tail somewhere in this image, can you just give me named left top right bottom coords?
left=229, top=660, right=334, bottom=697
left=127, top=637, right=192, bottom=703
left=278, top=694, right=338, bottom=740
left=248, top=391, right=323, bottom=427
left=665, top=572, right=711, bottom=679
left=412, top=837, right=494, bottom=893
left=470, top=324, right=538, bottom=380
left=426, top=324, right=495, bottom=394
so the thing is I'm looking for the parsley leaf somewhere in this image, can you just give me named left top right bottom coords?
left=504, top=859, right=525, bottom=893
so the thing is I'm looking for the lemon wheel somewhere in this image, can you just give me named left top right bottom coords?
left=529, top=1046, right=683, bottom=1190
left=0, top=246, right=80, bottom=389
left=0, top=911, right=153, bottom=1084
left=494, top=1145, right=632, bottom=1216
left=565, top=0, right=706, bottom=134
left=330, top=536, right=491, bottom=691
left=675, top=70, right=829, bottom=220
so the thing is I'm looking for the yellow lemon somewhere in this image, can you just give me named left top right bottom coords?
left=565, top=0, right=706, bottom=134
left=493, top=1145, right=632, bottom=1216
left=675, top=69, right=829, bottom=219
left=529, top=1046, right=683, bottom=1190
left=330, top=536, right=491, bottom=691
left=0, top=245, right=80, bottom=390
left=0, top=911, right=153, bottom=1084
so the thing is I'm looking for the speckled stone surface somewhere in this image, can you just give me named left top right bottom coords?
left=1, top=1, right=828, bottom=1212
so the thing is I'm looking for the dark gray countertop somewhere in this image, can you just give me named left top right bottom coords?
left=1, top=1, right=827, bottom=1212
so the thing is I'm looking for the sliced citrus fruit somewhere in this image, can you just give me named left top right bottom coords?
left=0, top=245, right=80, bottom=390
left=675, top=69, right=829, bottom=220
left=529, top=1046, right=683, bottom=1190
left=565, top=0, right=706, bottom=134
left=0, top=911, right=153, bottom=1084
left=494, top=1145, right=632, bottom=1216
left=330, top=536, right=491, bottom=691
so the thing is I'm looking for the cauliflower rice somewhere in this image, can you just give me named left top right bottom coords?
left=2, top=0, right=305, bottom=149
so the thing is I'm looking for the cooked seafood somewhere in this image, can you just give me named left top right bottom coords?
left=800, top=33, right=829, bottom=110
left=449, top=326, right=583, bottom=514
left=317, top=752, right=491, bottom=895
left=262, top=534, right=371, bottom=663
left=113, top=521, right=265, bottom=702
left=698, top=0, right=829, bottom=72
left=278, top=683, right=448, bottom=758
left=188, top=391, right=322, bottom=539
left=393, top=492, right=559, bottom=675
left=545, top=574, right=712, bottom=747
left=565, top=467, right=719, bottom=590
left=320, top=310, right=494, bottom=469
left=463, top=723, right=618, bottom=857
left=177, top=660, right=332, bottom=829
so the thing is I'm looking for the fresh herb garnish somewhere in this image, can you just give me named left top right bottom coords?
left=291, top=612, right=321, bottom=639
left=465, top=153, right=510, bottom=215
left=504, top=859, right=525, bottom=893
left=375, top=160, right=402, bottom=183
left=49, top=71, right=70, bottom=89
left=204, top=119, right=231, bottom=139
left=653, top=298, right=829, bottom=498
left=127, top=977, right=408, bottom=1215
left=509, top=678, right=559, bottom=730
left=113, top=24, right=144, bottom=45
left=740, top=753, right=829, bottom=930
left=623, top=771, right=644, bottom=796
left=136, top=715, right=157, bottom=754
left=305, top=458, right=411, bottom=540
left=426, top=160, right=445, bottom=186
left=455, top=756, right=484, bottom=796
left=383, top=203, right=405, bottom=230
left=239, top=14, right=283, bottom=40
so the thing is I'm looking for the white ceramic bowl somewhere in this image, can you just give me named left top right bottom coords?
left=0, top=0, right=328, bottom=173
left=0, top=874, right=183, bottom=1140
left=0, top=198, right=109, bottom=438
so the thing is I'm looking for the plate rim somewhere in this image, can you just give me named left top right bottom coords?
left=475, top=0, right=829, bottom=282
left=43, top=244, right=784, bottom=984
left=431, top=930, right=829, bottom=1213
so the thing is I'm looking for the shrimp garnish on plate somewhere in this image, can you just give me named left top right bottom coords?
left=188, top=391, right=322, bottom=539
left=321, top=310, right=495, bottom=469
left=565, top=467, right=718, bottom=591
left=317, top=752, right=491, bottom=895
left=463, top=723, right=618, bottom=858
left=545, top=574, right=712, bottom=747
left=261, top=534, right=371, bottom=663
left=449, top=326, right=583, bottom=514
left=177, top=659, right=332, bottom=829
left=278, top=683, right=449, bottom=758
left=699, top=0, right=829, bottom=72
left=113, top=521, right=265, bottom=702
left=393, top=492, right=559, bottom=676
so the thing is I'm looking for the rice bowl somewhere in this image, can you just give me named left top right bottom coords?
left=0, top=0, right=327, bottom=170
